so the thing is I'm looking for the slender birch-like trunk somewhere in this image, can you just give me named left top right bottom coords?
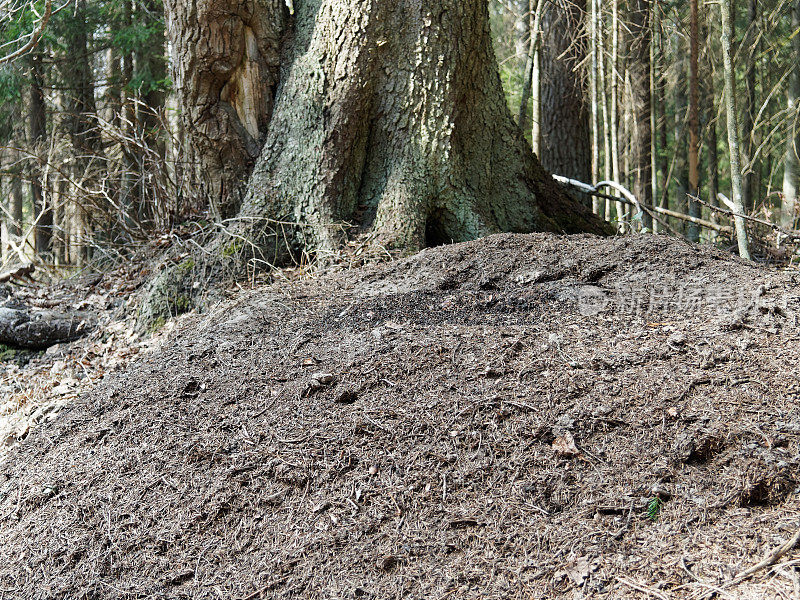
left=720, top=0, right=751, bottom=259
left=591, top=0, right=601, bottom=213
left=782, top=0, right=800, bottom=230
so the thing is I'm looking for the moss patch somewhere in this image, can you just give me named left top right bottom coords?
left=137, top=258, right=199, bottom=332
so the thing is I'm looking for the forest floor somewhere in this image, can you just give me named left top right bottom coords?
left=0, top=232, right=799, bottom=599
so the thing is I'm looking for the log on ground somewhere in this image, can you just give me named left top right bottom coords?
left=0, top=306, right=95, bottom=349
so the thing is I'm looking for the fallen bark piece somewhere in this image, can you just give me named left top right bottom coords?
left=0, top=306, right=95, bottom=349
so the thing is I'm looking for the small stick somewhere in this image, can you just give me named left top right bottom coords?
left=730, top=525, right=800, bottom=584
left=617, top=576, right=670, bottom=600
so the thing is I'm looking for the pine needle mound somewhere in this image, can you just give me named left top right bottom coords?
left=1, top=233, right=799, bottom=599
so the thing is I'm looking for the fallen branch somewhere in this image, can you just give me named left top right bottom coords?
left=706, top=193, right=800, bottom=241
left=0, top=306, right=95, bottom=349
left=553, top=175, right=731, bottom=234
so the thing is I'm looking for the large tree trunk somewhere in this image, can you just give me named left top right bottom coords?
left=236, top=0, right=605, bottom=253
left=144, top=0, right=609, bottom=328
left=539, top=0, right=591, bottom=184
left=164, top=0, right=287, bottom=220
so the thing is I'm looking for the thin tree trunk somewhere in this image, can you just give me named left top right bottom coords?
left=600, top=3, right=613, bottom=220
left=720, top=0, right=751, bottom=259
left=655, top=4, right=668, bottom=211
left=590, top=0, right=601, bottom=204
left=611, top=0, right=623, bottom=225
left=687, top=0, right=701, bottom=242
left=628, top=0, right=653, bottom=231
left=649, top=2, right=658, bottom=232
left=517, top=0, right=533, bottom=132
left=623, top=70, right=632, bottom=196
left=29, top=51, right=50, bottom=255
left=673, top=44, right=688, bottom=228
left=782, top=0, right=800, bottom=230
left=519, top=0, right=544, bottom=136
left=704, top=55, right=720, bottom=218
left=52, top=177, right=67, bottom=265
left=0, top=161, right=4, bottom=263
left=531, top=42, right=541, bottom=154
left=66, top=0, right=102, bottom=263
left=701, top=16, right=719, bottom=214
left=10, top=150, right=23, bottom=242
left=121, top=0, right=137, bottom=220
left=741, top=0, right=757, bottom=212
left=137, top=0, right=168, bottom=222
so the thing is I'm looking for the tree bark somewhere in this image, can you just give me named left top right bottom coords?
left=538, top=0, right=591, bottom=185
left=163, top=0, right=288, bottom=220
left=237, top=0, right=606, bottom=253
left=144, top=0, right=610, bottom=329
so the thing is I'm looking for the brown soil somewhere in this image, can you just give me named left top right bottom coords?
left=1, top=233, right=799, bottom=599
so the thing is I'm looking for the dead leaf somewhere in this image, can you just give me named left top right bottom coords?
left=552, top=431, right=580, bottom=457
left=565, top=555, right=591, bottom=586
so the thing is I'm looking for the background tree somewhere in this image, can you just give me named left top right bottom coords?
left=687, top=0, right=700, bottom=241
left=628, top=0, right=653, bottom=230
left=783, top=0, right=800, bottom=229
left=538, top=0, right=591, bottom=184
left=721, top=0, right=752, bottom=258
